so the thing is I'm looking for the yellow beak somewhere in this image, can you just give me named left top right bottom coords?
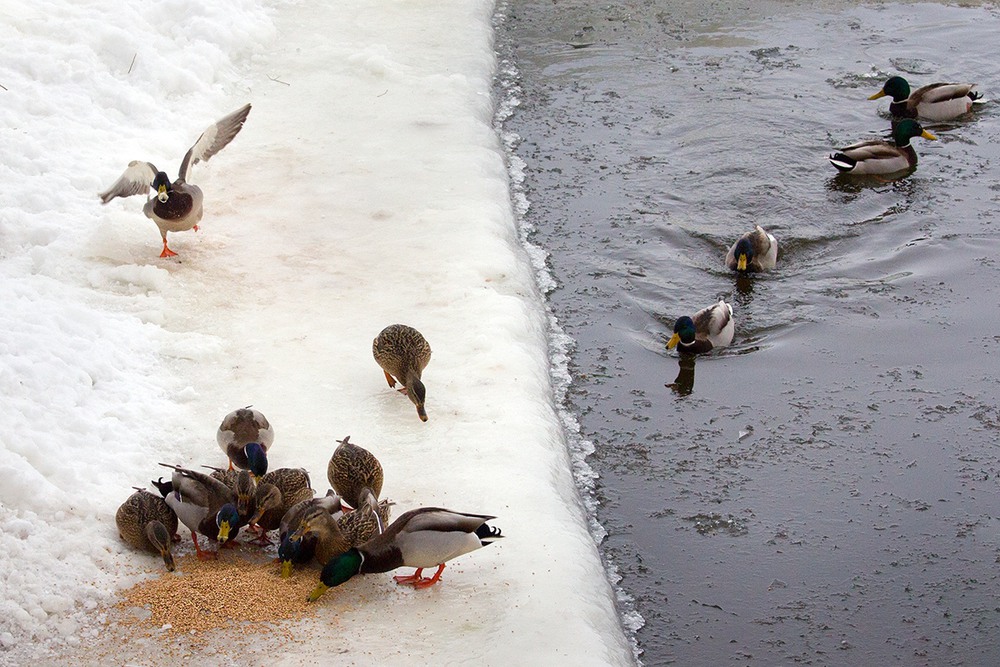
left=667, top=333, right=680, bottom=350
left=868, top=90, right=886, bottom=100
left=217, top=520, right=231, bottom=543
left=921, top=130, right=937, bottom=140
left=307, top=583, right=329, bottom=603
left=281, top=560, right=293, bottom=579
left=737, top=255, right=748, bottom=271
left=156, top=184, right=168, bottom=202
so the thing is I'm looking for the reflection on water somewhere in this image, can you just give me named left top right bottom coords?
left=827, top=168, right=916, bottom=193
left=666, top=354, right=696, bottom=397
left=731, top=272, right=755, bottom=298
left=503, top=0, right=1000, bottom=664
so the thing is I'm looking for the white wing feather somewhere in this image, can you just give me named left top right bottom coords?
left=98, top=160, right=157, bottom=204
left=178, top=103, right=252, bottom=182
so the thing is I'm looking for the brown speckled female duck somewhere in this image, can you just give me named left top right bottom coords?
left=115, top=488, right=179, bottom=571
left=246, top=468, right=315, bottom=544
left=372, top=324, right=432, bottom=421
left=326, top=436, right=383, bottom=529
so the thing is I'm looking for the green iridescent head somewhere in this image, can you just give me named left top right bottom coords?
left=869, top=76, right=911, bottom=102
left=244, top=442, right=268, bottom=478
left=306, top=549, right=363, bottom=602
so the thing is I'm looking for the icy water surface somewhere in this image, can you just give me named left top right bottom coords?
left=499, top=1, right=1000, bottom=664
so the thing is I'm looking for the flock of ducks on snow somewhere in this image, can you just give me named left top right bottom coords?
left=115, top=324, right=501, bottom=602
left=671, top=75, right=984, bottom=354
left=102, top=104, right=503, bottom=600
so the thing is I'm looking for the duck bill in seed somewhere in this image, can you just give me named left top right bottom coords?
left=217, top=520, right=232, bottom=543
left=307, top=583, right=329, bottom=602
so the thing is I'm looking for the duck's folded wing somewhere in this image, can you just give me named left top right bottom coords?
left=169, top=466, right=235, bottom=508
left=165, top=491, right=210, bottom=532
left=178, top=103, right=252, bottom=182
left=837, top=140, right=902, bottom=162
left=707, top=303, right=732, bottom=336
left=98, top=160, right=157, bottom=203
left=401, top=508, right=496, bottom=534
left=914, top=82, right=976, bottom=104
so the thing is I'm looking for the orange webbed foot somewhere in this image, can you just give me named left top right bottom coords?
left=246, top=527, right=273, bottom=546
left=383, top=371, right=398, bottom=388
left=191, top=532, right=217, bottom=560
left=413, top=564, right=446, bottom=588
left=393, top=568, right=424, bottom=586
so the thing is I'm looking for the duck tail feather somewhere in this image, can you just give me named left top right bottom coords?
left=476, top=522, right=503, bottom=545
left=150, top=477, right=173, bottom=498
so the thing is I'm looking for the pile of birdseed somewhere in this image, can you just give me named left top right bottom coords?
left=115, top=550, right=317, bottom=636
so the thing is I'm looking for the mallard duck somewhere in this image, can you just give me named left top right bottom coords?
left=288, top=508, right=352, bottom=567
left=202, top=465, right=258, bottom=526
left=726, top=225, right=778, bottom=273
left=278, top=492, right=345, bottom=577
left=667, top=299, right=734, bottom=355
left=279, top=499, right=392, bottom=577
left=279, top=492, right=344, bottom=545
left=216, top=406, right=273, bottom=477
left=338, top=499, right=393, bottom=547
left=246, top=468, right=314, bottom=544
left=372, top=324, right=432, bottom=422
left=204, top=465, right=240, bottom=489
left=829, top=119, right=937, bottom=175
left=307, top=508, right=502, bottom=601
left=99, top=103, right=251, bottom=257
left=327, top=436, right=384, bottom=532
left=869, top=76, right=983, bottom=121
left=152, top=463, right=241, bottom=560
left=115, top=488, right=179, bottom=571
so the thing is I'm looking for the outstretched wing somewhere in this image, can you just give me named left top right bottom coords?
left=98, top=160, right=157, bottom=204
left=178, top=103, right=252, bottom=182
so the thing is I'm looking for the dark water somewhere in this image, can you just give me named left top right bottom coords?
left=499, top=1, right=1000, bottom=664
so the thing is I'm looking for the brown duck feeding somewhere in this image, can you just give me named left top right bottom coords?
left=115, top=488, right=178, bottom=572
left=372, top=324, right=432, bottom=421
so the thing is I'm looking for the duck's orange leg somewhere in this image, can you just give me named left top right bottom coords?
left=192, top=532, right=218, bottom=560
left=383, top=371, right=397, bottom=388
